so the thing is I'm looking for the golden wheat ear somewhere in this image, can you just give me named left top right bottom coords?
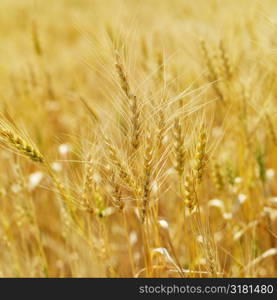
left=0, top=124, right=44, bottom=163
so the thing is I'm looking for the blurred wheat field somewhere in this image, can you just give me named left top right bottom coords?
left=0, top=0, right=276, bottom=277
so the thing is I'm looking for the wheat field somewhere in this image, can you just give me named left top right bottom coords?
left=0, top=0, right=276, bottom=278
